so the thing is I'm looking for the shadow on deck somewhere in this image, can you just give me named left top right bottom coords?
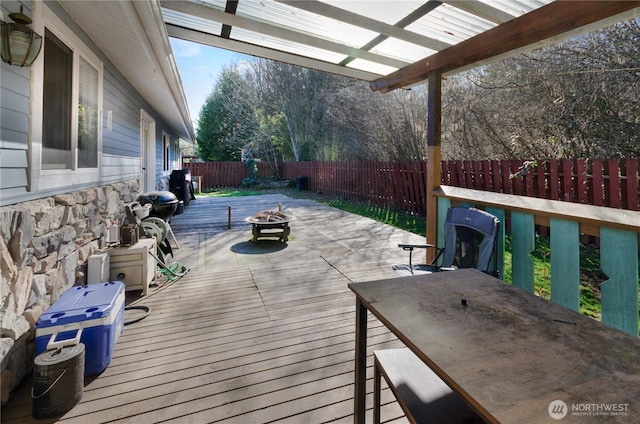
left=3, top=194, right=426, bottom=423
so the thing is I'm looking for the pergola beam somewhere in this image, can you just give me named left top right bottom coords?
left=371, top=1, right=640, bottom=92
left=166, top=24, right=381, bottom=81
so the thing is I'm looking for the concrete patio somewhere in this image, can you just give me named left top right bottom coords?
left=3, top=193, right=426, bottom=423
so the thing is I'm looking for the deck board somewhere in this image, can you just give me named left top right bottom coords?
left=1, top=194, right=420, bottom=423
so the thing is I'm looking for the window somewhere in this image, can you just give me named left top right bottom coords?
left=163, top=132, right=170, bottom=172
left=34, top=4, right=103, bottom=189
left=42, top=29, right=100, bottom=170
left=42, top=29, right=72, bottom=169
left=78, top=56, right=99, bottom=168
left=174, top=140, right=181, bottom=169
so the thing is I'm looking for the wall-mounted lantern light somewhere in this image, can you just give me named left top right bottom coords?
left=1, top=5, right=42, bottom=67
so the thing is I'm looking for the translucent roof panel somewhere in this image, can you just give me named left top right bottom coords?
left=370, top=37, right=437, bottom=64
left=407, top=3, right=497, bottom=45
left=477, top=0, right=555, bottom=18
left=161, top=0, right=631, bottom=87
left=321, top=1, right=427, bottom=25
left=346, top=58, right=399, bottom=77
left=163, top=8, right=223, bottom=35
left=235, top=0, right=379, bottom=50
left=231, top=27, right=349, bottom=65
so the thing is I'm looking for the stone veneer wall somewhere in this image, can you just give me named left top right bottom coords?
left=0, top=179, right=141, bottom=404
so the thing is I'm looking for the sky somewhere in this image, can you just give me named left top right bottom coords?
left=170, top=38, right=248, bottom=128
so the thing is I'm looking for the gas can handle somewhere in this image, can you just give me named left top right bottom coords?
left=46, top=328, right=83, bottom=350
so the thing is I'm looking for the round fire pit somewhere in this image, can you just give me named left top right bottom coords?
left=245, top=210, right=292, bottom=243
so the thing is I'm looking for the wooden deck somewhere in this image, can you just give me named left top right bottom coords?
left=3, top=194, right=427, bottom=423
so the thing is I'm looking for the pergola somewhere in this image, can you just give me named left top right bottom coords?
left=160, top=0, right=639, bottom=257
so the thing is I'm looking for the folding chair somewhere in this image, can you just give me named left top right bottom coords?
left=393, top=207, right=500, bottom=277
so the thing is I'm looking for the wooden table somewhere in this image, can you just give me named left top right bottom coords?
left=349, top=269, right=640, bottom=424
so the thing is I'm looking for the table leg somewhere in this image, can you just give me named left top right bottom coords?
left=373, top=359, right=381, bottom=424
left=354, top=297, right=368, bottom=424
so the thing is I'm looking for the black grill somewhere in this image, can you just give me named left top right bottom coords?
left=137, top=191, right=179, bottom=220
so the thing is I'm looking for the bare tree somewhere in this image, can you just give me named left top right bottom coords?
left=250, top=59, right=334, bottom=161
left=442, top=19, right=640, bottom=160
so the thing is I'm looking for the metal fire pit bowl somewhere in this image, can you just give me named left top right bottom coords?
left=245, top=210, right=292, bottom=243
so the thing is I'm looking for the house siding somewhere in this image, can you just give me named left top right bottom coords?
left=0, top=0, right=185, bottom=403
left=0, top=1, right=33, bottom=200
left=1, top=0, right=182, bottom=206
left=103, top=66, right=144, bottom=157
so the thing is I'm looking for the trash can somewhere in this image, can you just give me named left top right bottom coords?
left=295, top=175, right=309, bottom=191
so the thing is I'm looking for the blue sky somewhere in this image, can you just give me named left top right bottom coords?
left=170, top=38, right=248, bottom=127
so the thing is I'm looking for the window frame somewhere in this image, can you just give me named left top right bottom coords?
left=162, top=131, right=170, bottom=173
left=30, top=3, right=103, bottom=191
left=174, top=139, right=181, bottom=170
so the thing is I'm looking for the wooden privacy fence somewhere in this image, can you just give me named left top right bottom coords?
left=184, top=158, right=639, bottom=214
left=282, top=158, right=639, bottom=214
left=185, top=161, right=274, bottom=189
left=441, top=159, right=639, bottom=210
left=282, top=161, right=429, bottom=214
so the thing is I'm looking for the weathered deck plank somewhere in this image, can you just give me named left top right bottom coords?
left=2, top=194, right=419, bottom=423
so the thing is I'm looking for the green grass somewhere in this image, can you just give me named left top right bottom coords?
left=202, top=187, right=605, bottom=317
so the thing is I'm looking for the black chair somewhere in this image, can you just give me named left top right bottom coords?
left=393, top=207, right=500, bottom=277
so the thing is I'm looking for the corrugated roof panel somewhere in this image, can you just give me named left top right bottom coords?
left=163, top=8, right=223, bottom=35
left=235, top=0, right=379, bottom=49
left=231, top=27, right=349, bottom=65
left=370, top=37, right=437, bottom=64
left=407, top=3, right=496, bottom=44
left=199, top=0, right=226, bottom=8
left=477, top=0, right=555, bottom=17
left=320, top=0, right=425, bottom=25
left=347, top=58, right=399, bottom=76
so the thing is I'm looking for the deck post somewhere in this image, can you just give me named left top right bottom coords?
left=426, top=71, right=442, bottom=263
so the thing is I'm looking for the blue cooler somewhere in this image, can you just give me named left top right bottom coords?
left=35, top=282, right=125, bottom=375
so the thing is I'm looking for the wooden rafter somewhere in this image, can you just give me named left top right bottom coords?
left=371, top=1, right=640, bottom=92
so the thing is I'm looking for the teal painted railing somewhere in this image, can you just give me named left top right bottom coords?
left=435, top=186, right=640, bottom=336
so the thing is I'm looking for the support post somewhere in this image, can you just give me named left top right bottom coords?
left=426, top=71, right=442, bottom=263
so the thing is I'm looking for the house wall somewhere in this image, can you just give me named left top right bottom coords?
left=0, top=1, right=33, bottom=201
left=0, top=0, right=181, bottom=403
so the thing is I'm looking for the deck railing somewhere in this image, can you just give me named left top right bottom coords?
left=435, top=185, right=640, bottom=337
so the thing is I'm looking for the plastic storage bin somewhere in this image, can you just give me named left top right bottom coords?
left=35, top=282, right=125, bottom=375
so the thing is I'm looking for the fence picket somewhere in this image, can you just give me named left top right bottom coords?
left=622, top=158, right=639, bottom=211
left=184, top=158, right=639, bottom=217
left=606, top=159, right=621, bottom=209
